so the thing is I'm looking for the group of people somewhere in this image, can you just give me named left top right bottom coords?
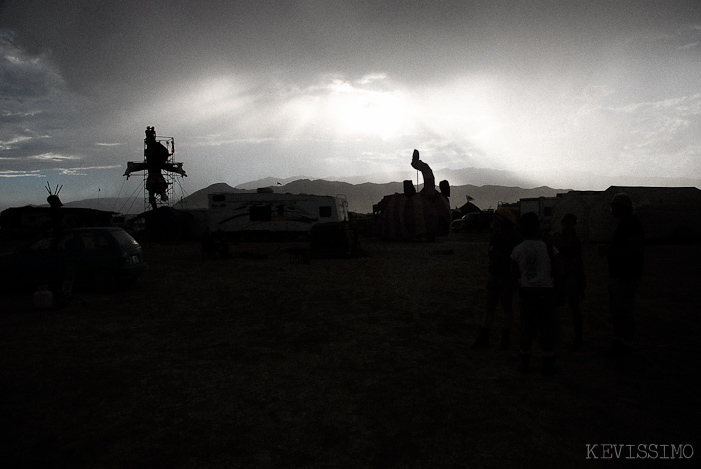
left=471, top=193, right=644, bottom=375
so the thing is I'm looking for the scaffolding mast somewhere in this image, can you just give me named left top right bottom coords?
left=143, top=135, right=177, bottom=212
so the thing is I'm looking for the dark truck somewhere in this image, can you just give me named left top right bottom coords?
left=0, top=227, right=146, bottom=292
left=451, top=210, right=494, bottom=233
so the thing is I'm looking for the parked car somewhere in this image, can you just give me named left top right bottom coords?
left=451, top=210, right=494, bottom=233
left=0, top=227, right=147, bottom=292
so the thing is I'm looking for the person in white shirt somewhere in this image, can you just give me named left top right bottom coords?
left=511, top=212, right=559, bottom=374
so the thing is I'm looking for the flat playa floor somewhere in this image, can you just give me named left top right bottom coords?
left=1, top=233, right=699, bottom=467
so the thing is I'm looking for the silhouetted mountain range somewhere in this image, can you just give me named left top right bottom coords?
left=234, top=167, right=536, bottom=190
left=234, top=167, right=701, bottom=193
left=61, top=180, right=566, bottom=215
left=56, top=166, right=700, bottom=215
left=172, top=179, right=567, bottom=214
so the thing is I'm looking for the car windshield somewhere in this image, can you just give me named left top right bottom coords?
left=111, top=230, right=140, bottom=249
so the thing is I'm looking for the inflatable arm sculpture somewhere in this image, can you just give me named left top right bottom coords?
left=376, top=149, right=452, bottom=240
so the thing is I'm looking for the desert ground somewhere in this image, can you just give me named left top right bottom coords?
left=1, top=231, right=699, bottom=468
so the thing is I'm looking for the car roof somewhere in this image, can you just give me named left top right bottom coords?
left=56, top=227, right=124, bottom=232
left=39, top=227, right=128, bottom=237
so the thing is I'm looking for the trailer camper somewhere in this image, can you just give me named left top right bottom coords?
left=208, top=189, right=348, bottom=238
left=519, top=196, right=561, bottom=232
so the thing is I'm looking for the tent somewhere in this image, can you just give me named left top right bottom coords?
left=552, top=186, right=701, bottom=243
left=129, top=206, right=194, bottom=242
left=0, top=206, right=114, bottom=238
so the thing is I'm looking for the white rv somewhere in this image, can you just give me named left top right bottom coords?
left=208, top=189, right=348, bottom=237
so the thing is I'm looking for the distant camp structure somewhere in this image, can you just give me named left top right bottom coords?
left=512, top=186, right=701, bottom=244
left=373, top=149, right=452, bottom=241
left=0, top=183, right=114, bottom=238
left=124, top=126, right=187, bottom=211
left=207, top=189, right=349, bottom=240
left=551, top=186, right=701, bottom=244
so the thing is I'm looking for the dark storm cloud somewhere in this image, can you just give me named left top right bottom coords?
left=0, top=30, right=86, bottom=170
left=0, top=32, right=58, bottom=99
left=0, top=0, right=700, bottom=208
left=4, top=1, right=699, bottom=100
left=5, top=0, right=692, bottom=88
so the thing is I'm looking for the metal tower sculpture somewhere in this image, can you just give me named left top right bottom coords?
left=123, top=126, right=187, bottom=211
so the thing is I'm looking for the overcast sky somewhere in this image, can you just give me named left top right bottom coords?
left=1, top=0, right=700, bottom=209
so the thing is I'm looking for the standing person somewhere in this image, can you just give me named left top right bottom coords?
left=598, top=193, right=644, bottom=357
left=552, top=213, right=586, bottom=351
left=471, top=207, right=521, bottom=350
left=511, top=212, right=558, bottom=374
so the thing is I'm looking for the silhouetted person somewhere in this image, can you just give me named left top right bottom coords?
left=598, top=193, right=644, bottom=357
left=552, top=213, right=586, bottom=350
left=472, top=208, right=521, bottom=350
left=47, top=193, right=63, bottom=238
left=511, top=212, right=558, bottom=374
